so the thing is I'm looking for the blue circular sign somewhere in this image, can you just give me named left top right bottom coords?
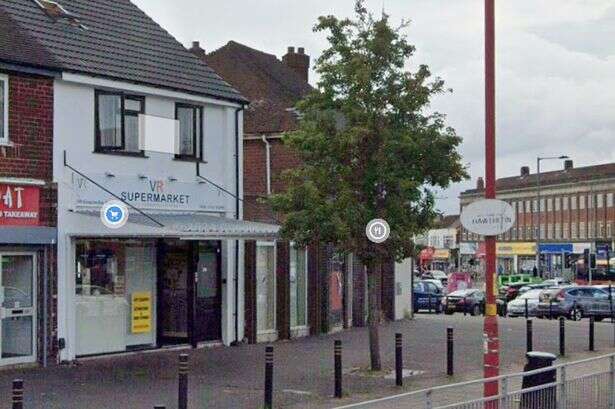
left=100, top=200, right=129, bottom=229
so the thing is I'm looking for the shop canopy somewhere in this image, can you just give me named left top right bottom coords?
left=0, top=227, right=57, bottom=244
left=66, top=210, right=280, bottom=240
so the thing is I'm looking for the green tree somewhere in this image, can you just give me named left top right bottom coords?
left=269, top=1, right=467, bottom=370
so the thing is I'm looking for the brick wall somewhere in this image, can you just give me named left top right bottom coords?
left=1, top=72, right=57, bottom=364
left=1, top=73, right=55, bottom=226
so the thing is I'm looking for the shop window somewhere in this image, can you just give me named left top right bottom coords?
left=289, top=245, right=308, bottom=328
left=256, top=242, right=276, bottom=333
left=175, top=103, right=203, bottom=159
left=0, top=74, right=7, bottom=144
left=95, top=91, right=145, bottom=154
left=76, top=240, right=125, bottom=296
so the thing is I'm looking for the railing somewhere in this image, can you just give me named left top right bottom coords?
left=335, top=353, right=615, bottom=409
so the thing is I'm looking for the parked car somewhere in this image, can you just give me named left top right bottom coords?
left=442, top=289, right=484, bottom=316
left=541, top=278, right=571, bottom=287
left=536, top=286, right=612, bottom=320
left=413, top=281, right=444, bottom=313
left=423, top=270, right=448, bottom=285
left=517, top=283, right=551, bottom=297
left=507, top=289, right=543, bottom=317
left=500, top=282, right=530, bottom=301
left=422, top=278, right=445, bottom=293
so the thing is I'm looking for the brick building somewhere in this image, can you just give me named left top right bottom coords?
left=460, top=160, right=615, bottom=281
left=0, top=20, right=58, bottom=366
left=201, top=41, right=396, bottom=342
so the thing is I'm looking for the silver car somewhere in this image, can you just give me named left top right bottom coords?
left=507, top=289, right=543, bottom=317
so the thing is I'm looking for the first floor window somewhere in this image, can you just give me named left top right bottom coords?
left=176, top=103, right=203, bottom=158
left=95, top=91, right=144, bottom=153
left=0, top=74, right=8, bottom=143
left=290, top=245, right=308, bottom=328
left=256, top=242, right=276, bottom=332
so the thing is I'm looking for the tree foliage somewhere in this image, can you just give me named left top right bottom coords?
left=269, top=1, right=467, bottom=266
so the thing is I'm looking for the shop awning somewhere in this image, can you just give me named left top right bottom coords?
left=66, top=210, right=280, bottom=240
left=0, top=227, right=57, bottom=244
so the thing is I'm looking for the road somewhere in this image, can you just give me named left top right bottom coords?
left=0, top=314, right=614, bottom=409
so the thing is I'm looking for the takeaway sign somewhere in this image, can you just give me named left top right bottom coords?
left=461, top=199, right=515, bottom=236
left=0, top=184, right=40, bottom=226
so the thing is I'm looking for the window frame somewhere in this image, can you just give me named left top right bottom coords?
left=94, top=90, right=145, bottom=155
left=0, top=74, right=8, bottom=145
left=175, top=103, right=204, bottom=160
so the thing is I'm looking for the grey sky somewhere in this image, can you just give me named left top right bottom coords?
left=133, top=0, right=615, bottom=215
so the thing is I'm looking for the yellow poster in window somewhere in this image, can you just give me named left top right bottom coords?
left=131, top=292, right=152, bottom=334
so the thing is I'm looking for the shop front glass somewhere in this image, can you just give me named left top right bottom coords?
left=75, top=239, right=156, bottom=356
left=328, top=253, right=345, bottom=329
left=1, top=254, right=36, bottom=364
left=518, top=256, right=537, bottom=275
left=256, top=242, right=276, bottom=333
left=289, top=245, right=307, bottom=329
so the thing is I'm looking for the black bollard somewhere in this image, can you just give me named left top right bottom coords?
left=428, top=293, right=432, bottom=313
left=549, top=300, right=553, bottom=320
left=12, top=379, right=23, bottom=409
left=446, top=327, right=454, bottom=376
left=395, top=333, right=403, bottom=386
left=525, top=298, right=529, bottom=319
left=334, top=340, right=343, bottom=398
left=559, top=317, right=566, bottom=356
left=526, top=319, right=533, bottom=353
left=589, top=316, right=595, bottom=352
left=178, top=354, right=188, bottom=409
left=264, top=346, right=274, bottom=408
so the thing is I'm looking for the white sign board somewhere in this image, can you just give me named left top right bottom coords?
left=138, top=114, right=180, bottom=154
left=460, top=199, right=515, bottom=236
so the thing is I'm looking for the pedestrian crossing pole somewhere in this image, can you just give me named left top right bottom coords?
left=483, top=0, right=500, bottom=405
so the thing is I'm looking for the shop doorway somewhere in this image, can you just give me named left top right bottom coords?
left=159, top=240, right=190, bottom=344
left=0, top=253, right=36, bottom=366
left=193, top=241, right=222, bottom=343
left=158, top=240, right=222, bottom=347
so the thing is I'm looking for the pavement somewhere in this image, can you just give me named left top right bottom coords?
left=1, top=314, right=615, bottom=409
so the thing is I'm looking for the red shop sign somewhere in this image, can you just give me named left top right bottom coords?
left=0, top=184, right=40, bottom=226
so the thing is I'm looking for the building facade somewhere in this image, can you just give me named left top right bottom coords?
left=1, top=0, right=278, bottom=365
left=202, top=41, right=398, bottom=342
left=460, top=161, right=615, bottom=280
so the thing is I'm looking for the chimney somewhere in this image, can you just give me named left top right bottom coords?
left=189, top=41, right=206, bottom=59
left=564, top=160, right=574, bottom=170
left=282, top=46, right=310, bottom=82
left=476, top=177, right=485, bottom=190
left=520, top=166, right=530, bottom=177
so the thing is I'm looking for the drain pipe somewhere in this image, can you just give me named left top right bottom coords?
left=261, top=135, right=272, bottom=195
left=233, top=105, right=245, bottom=345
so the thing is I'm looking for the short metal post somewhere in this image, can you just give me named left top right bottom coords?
left=12, top=379, right=23, bottom=409
left=178, top=354, right=188, bottom=409
left=549, top=299, right=553, bottom=320
left=526, top=319, right=533, bottom=353
left=428, top=293, right=432, bottom=313
left=446, top=327, right=454, bottom=376
left=525, top=298, right=529, bottom=319
left=395, top=333, right=403, bottom=386
left=559, top=317, right=566, bottom=356
left=334, top=340, right=342, bottom=398
left=264, top=346, right=274, bottom=408
left=609, top=355, right=615, bottom=409
left=590, top=316, right=595, bottom=351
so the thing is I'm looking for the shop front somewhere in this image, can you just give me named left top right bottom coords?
left=0, top=182, right=56, bottom=367
left=496, top=242, right=536, bottom=276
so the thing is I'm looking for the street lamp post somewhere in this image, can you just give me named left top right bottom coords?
left=535, top=156, right=569, bottom=278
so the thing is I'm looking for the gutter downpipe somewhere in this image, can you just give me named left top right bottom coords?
left=233, top=105, right=245, bottom=345
left=261, top=135, right=272, bottom=195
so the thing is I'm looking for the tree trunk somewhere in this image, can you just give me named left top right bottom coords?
left=367, top=259, right=382, bottom=371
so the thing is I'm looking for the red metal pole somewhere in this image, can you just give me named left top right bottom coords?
left=484, top=0, right=499, bottom=405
